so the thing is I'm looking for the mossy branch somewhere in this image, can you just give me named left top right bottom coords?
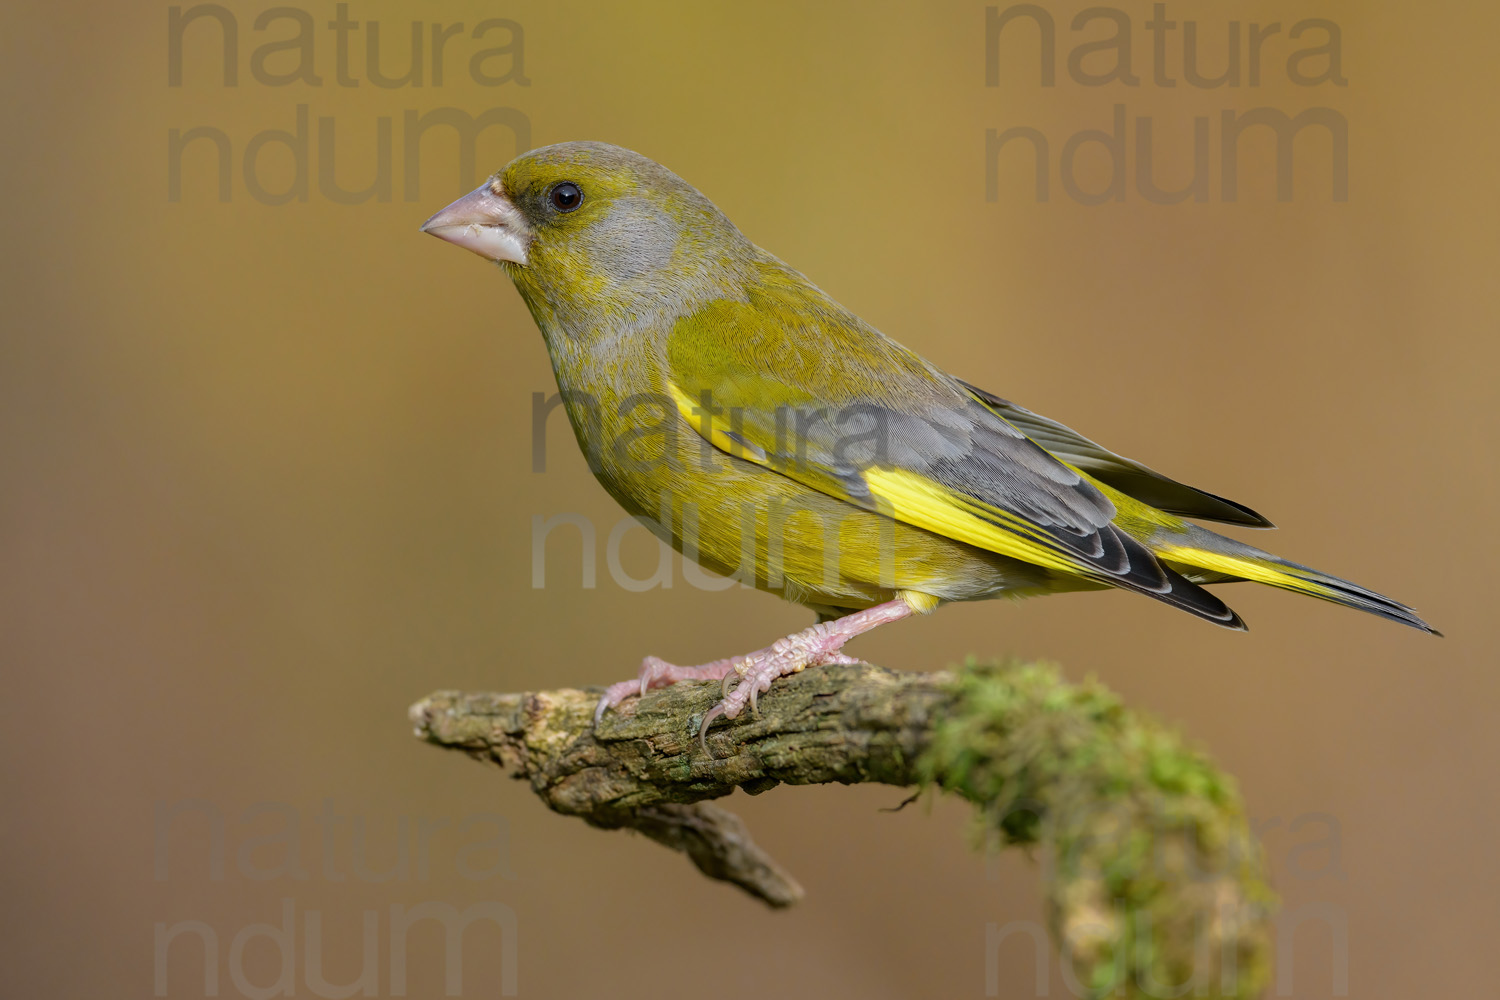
left=409, top=661, right=1274, bottom=999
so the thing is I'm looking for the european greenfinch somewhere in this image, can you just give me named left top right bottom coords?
left=421, top=141, right=1436, bottom=751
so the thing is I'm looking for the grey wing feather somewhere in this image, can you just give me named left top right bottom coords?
left=739, top=383, right=1243, bottom=628
left=959, top=381, right=1275, bottom=529
left=667, top=294, right=1245, bottom=627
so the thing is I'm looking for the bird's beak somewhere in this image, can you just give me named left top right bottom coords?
left=420, top=180, right=531, bottom=265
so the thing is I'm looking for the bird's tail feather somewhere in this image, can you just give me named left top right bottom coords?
left=1152, top=529, right=1439, bottom=635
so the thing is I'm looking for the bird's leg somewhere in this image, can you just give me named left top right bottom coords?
left=592, top=599, right=917, bottom=752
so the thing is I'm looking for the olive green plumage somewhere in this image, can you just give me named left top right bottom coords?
left=472, top=141, right=1436, bottom=634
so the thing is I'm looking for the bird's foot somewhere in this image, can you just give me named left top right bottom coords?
left=697, top=650, right=860, bottom=755
left=593, top=598, right=919, bottom=756
left=592, top=632, right=859, bottom=729
left=705, top=640, right=861, bottom=733
left=593, top=655, right=741, bottom=725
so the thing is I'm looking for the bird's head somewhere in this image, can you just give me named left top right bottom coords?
left=421, top=141, right=751, bottom=324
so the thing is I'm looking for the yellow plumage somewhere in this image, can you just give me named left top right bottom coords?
left=421, top=140, right=1437, bottom=740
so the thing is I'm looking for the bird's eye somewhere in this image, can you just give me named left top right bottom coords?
left=549, top=182, right=583, bottom=213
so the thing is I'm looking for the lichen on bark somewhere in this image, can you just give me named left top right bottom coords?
left=410, top=659, right=1273, bottom=999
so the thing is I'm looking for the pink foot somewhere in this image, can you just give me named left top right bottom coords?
left=592, top=599, right=918, bottom=757
left=593, top=655, right=739, bottom=724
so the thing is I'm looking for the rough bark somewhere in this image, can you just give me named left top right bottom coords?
left=410, top=660, right=1274, bottom=999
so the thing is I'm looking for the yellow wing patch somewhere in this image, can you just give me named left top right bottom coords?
left=669, top=380, right=1091, bottom=577
left=861, top=467, right=1088, bottom=575
left=667, top=382, right=766, bottom=462
left=1155, top=545, right=1334, bottom=598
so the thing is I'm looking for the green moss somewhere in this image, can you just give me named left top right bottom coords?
left=919, top=660, right=1275, bottom=1000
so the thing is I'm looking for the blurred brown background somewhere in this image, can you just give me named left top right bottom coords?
left=3, top=1, right=1495, bottom=997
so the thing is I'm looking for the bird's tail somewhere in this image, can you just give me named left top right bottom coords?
left=1149, top=525, right=1440, bottom=635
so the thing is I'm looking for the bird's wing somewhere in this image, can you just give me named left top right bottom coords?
left=664, top=292, right=1243, bottom=627
left=958, top=382, right=1274, bottom=528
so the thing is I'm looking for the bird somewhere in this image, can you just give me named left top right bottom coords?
left=420, top=141, right=1437, bottom=753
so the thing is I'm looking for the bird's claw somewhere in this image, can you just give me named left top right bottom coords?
left=696, top=647, right=832, bottom=758
left=593, top=637, right=870, bottom=757
left=594, top=654, right=739, bottom=727
left=593, top=677, right=645, bottom=725
left=698, top=703, right=727, bottom=757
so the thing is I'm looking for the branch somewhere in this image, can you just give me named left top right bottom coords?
left=410, top=661, right=1274, bottom=999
